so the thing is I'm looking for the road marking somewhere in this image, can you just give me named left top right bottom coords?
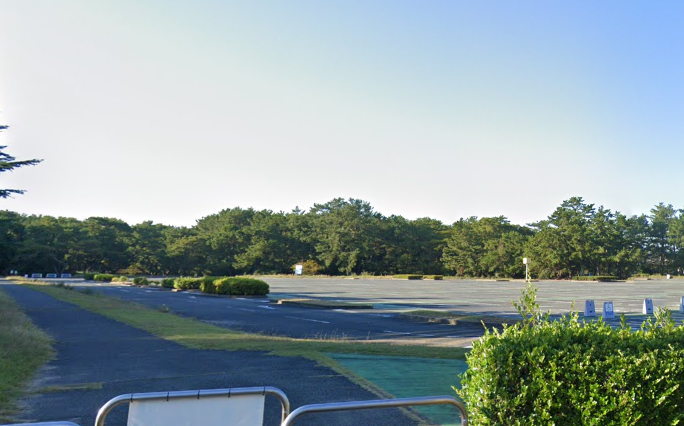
left=188, top=296, right=196, bottom=299
left=285, top=316, right=331, bottom=324
left=333, top=309, right=354, bottom=313
left=239, top=308, right=256, bottom=312
left=119, top=289, right=129, bottom=292
left=383, top=331, right=412, bottom=335
left=258, top=305, right=275, bottom=310
left=416, top=334, right=436, bottom=337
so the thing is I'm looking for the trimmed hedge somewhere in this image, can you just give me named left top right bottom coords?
left=393, top=274, right=423, bottom=280
left=204, top=277, right=269, bottom=296
left=160, top=278, right=175, bottom=289
left=132, top=277, right=150, bottom=286
left=83, top=273, right=96, bottom=281
left=173, top=277, right=202, bottom=290
left=573, top=275, right=618, bottom=282
left=93, top=274, right=115, bottom=282
left=458, top=283, right=684, bottom=425
left=423, top=275, right=444, bottom=280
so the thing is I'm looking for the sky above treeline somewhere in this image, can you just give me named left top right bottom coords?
left=1, top=1, right=683, bottom=227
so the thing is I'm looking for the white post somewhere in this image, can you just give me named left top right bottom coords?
left=584, top=300, right=596, bottom=317
left=523, top=258, right=529, bottom=283
left=603, top=302, right=615, bottom=319
left=643, top=298, right=654, bottom=315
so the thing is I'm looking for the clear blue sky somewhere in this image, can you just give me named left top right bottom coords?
left=1, top=1, right=683, bottom=226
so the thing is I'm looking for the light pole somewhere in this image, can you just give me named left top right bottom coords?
left=523, top=258, right=530, bottom=283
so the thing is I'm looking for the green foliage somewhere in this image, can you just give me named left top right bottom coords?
left=83, top=273, right=96, bottom=281
left=572, top=275, right=618, bottom=282
left=160, top=278, right=175, bottom=289
left=93, top=274, right=115, bottom=282
left=132, top=277, right=150, bottom=286
left=206, top=277, right=269, bottom=296
left=423, top=275, right=444, bottom=280
left=227, top=277, right=269, bottom=295
left=111, top=275, right=128, bottom=282
left=0, top=118, right=43, bottom=199
left=458, top=284, right=684, bottom=425
left=393, top=274, right=423, bottom=280
left=293, top=259, right=322, bottom=275
left=173, top=277, right=202, bottom=290
left=199, top=276, right=220, bottom=294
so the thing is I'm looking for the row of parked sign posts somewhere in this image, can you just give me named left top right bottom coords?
left=583, top=297, right=684, bottom=318
left=25, top=273, right=72, bottom=279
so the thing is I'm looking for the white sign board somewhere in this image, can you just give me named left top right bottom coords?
left=127, top=394, right=265, bottom=426
left=294, top=264, right=303, bottom=276
left=680, top=296, right=684, bottom=313
left=46, top=273, right=58, bottom=278
left=584, top=300, right=596, bottom=317
left=31, top=273, right=42, bottom=278
left=61, top=273, right=72, bottom=278
left=603, top=302, right=615, bottom=319
left=643, top=298, right=654, bottom=315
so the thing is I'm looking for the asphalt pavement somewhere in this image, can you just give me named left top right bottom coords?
left=1, top=282, right=421, bottom=426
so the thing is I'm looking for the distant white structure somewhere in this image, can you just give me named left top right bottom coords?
left=294, top=264, right=303, bottom=276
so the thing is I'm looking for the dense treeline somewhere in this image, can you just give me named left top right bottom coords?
left=1, top=197, right=683, bottom=279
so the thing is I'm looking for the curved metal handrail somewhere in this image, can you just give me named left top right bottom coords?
left=281, top=395, right=468, bottom=426
left=94, top=386, right=290, bottom=426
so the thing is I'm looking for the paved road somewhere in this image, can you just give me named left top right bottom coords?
left=1, top=282, right=422, bottom=426
left=49, top=277, right=684, bottom=343
left=54, top=281, right=487, bottom=343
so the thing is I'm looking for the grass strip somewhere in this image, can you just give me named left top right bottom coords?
left=0, top=287, right=54, bottom=422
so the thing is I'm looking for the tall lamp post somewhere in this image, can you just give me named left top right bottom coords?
left=523, top=258, right=530, bottom=283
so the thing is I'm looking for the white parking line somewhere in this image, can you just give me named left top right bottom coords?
left=285, top=316, right=331, bottom=324
left=383, top=330, right=412, bottom=335
left=239, top=308, right=256, bottom=312
left=258, top=305, right=275, bottom=310
left=416, top=334, right=436, bottom=337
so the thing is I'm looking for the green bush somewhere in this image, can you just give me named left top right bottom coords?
left=292, top=259, right=322, bottom=275
left=573, top=275, right=618, bottom=282
left=228, top=277, right=269, bottom=295
left=393, top=274, right=423, bottom=280
left=83, top=273, right=96, bottom=281
left=209, top=277, right=269, bottom=296
left=160, top=278, right=175, bottom=289
left=173, top=277, right=202, bottom=290
left=111, top=275, right=129, bottom=282
left=132, top=277, right=150, bottom=286
left=423, top=275, right=444, bottom=280
left=214, top=277, right=231, bottom=295
left=458, top=283, right=684, bottom=425
left=93, top=274, right=115, bottom=282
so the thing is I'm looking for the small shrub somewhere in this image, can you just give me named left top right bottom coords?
left=228, top=277, right=269, bottom=296
left=173, top=277, right=202, bottom=290
left=423, top=275, right=444, bottom=280
left=214, top=277, right=231, bottom=295
left=200, top=276, right=220, bottom=294
left=93, top=274, right=115, bottom=282
left=393, top=274, right=423, bottom=280
left=293, top=259, right=322, bottom=275
left=132, top=277, right=150, bottom=286
left=83, top=273, right=96, bottom=281
left=573, top=275, right=618, bottom=282
left=111, top=275, right=129, bottom=283
left=160, top=278, right=175, bottom=289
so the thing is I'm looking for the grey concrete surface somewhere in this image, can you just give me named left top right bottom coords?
left=1, top=283, right=419, bottom=426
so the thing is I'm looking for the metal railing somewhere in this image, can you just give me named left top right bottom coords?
left=94, top=386, right=290, bottom=426
left=281, top=395, right=468, bottom=426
